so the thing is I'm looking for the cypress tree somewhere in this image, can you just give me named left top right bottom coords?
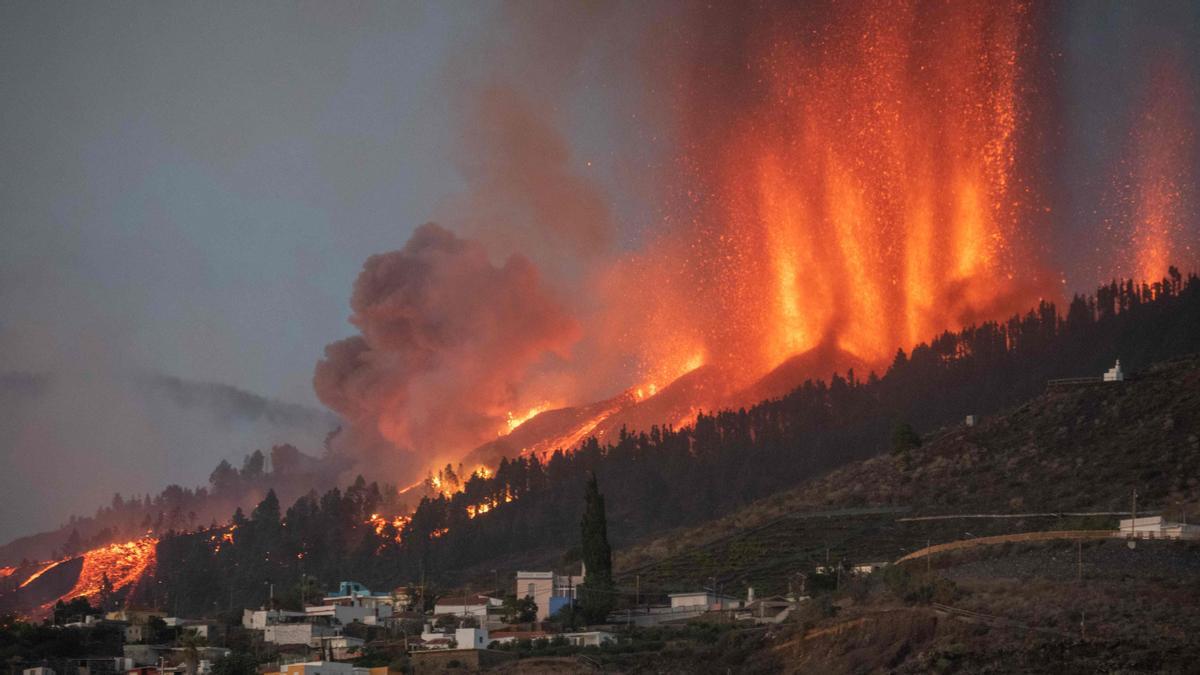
left=579, top=473, right=615, bottom=624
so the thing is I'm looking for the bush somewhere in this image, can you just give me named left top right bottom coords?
left=892, top=422, right=922, bottom=455
left=883, top=566, right=959, bottom=605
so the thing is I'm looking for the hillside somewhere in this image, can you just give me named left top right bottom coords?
left=615, top=354, right=1200, bottom=594
left=7, top=277, right=1198, bottom=620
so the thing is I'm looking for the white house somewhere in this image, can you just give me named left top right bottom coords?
left=562, top=631, right=614, bottom=647
left=515, top=567, right=585, bottom=622
left=264, top=622, right=338, bottom=647
left=305, top=603, right=380, bottom=625
left=668, top=591, right=741, bottom=611
left=432, top=594, right=496, bottom=620
left=1103, top=360, right=1124, bottom=382
left=322, top=582, right=396, bottom=616
left=454, top=626, right=490, bottom=650
left=242, top=608, right=306, bottom=630
left=1119, top=516, right=1200, bottom=539
left=851, top=562, right=890, bottom=575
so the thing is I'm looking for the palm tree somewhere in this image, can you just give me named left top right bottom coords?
left=179, top=629, right=208, bottom=675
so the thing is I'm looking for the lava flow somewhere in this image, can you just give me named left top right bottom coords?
left=50, top=537, right=157, bottom=609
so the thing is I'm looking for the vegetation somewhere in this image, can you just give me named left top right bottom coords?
left=0, top=613, right=123, bottom=664
left=890, top=421, right=922, bottom=455
left=131, top=272, right=1200, bottom=616
left=578, top=474, right=616, bottom=623
left=500, top=594, right=538, bottom=623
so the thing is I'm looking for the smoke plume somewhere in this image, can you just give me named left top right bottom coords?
left=314, top=223, right=579, bottom=475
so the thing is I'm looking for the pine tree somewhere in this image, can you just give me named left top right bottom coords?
left=63, top=528, right=82, bottom=557
left=98, top=571, right=114, bottom=611
left=578, top=473, right=615, bottom=624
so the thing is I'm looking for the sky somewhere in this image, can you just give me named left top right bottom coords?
left=0, top=1, right=1197, bottom=544
left=0, top=2, right=492, bottom=541
left=0, top=2, right=476, bottom=406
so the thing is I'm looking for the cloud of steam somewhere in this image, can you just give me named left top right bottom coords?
left=313, top=223, right=579, bottom=475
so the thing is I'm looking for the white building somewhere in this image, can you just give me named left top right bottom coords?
left=851, top=562, right=890, bottom=575
left=264, top=622, right=338, bottom=647
left=433, top=593, right=501, bottom=620
left=322, top=582, right=396, bottom=615
left=562, top=631, right=613, bottom=647
left=242, top=608, right=307, bottom=630
left=454, top=627, right=489, bottom=650
left=668, top=591, right=741, bottom=611
left=1119, top=516, right=1200, bottom=539
left=515, top=567, right=584, bottom=622
left=1103, top=360, right=1124, bottom=382
left=305, top=603, right=382, bottom=625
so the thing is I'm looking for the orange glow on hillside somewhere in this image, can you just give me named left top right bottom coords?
left=368, top=513, right=411, bottom=543
left=501, top=405, right=552, bottom=435
left=18, top=559, right=68, bottom=590
left=49, top=537, right=157, bottom=608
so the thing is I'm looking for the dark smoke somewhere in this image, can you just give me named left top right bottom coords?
left=314, top=223, right=579, bottom=476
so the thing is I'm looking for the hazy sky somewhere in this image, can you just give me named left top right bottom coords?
left=0, top=2, right=500, bottom=542
left=0, top=2, right=482, bottom=406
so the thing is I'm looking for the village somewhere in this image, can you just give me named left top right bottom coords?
left=13, top=508, right=1199, bottom=675
left=14, top=565, right=818, bottom=675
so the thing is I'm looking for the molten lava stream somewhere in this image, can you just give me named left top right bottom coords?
left=43, top=537, right=158, bottom=609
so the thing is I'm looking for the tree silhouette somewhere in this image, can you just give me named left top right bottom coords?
left=578, top=473, right=615, bottom=624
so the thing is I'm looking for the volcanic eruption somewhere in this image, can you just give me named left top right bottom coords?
left=315, top=0, right=1198, bottom=490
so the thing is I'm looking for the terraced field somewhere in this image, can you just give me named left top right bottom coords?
left=615, top=510, right=1117, bottom=598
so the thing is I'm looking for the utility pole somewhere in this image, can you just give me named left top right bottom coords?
left=635, top=575, right=640, bottom=607
left=1080, top=535, right=1089, bottom=578
left=1131, top=488, right=1138, bottom=535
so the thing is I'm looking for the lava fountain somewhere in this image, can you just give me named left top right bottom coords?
left=650, top=0, right=1044, bottom=376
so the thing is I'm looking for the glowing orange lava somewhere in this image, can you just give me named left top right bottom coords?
left=368, top=513, right=411, bottom=543
left=715, top=0, right=1033, bottom=368
left=1128, top=62, right=1197, bottom=282
left=18, top=559, right=68, bottom=589
left=207, top=524, right=237, bottom=553
left=501, top=405, right=552, bottom=435
left=47, top=537, right=157, bottom=608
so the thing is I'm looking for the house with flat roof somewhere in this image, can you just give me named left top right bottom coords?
left=1119, top=516, right=1200, bottom=539
left=432, top=594, right=499, bottom=619
left=668, top=591, right=741, bottom=611
left=515, top=567, right=584, bottom=621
